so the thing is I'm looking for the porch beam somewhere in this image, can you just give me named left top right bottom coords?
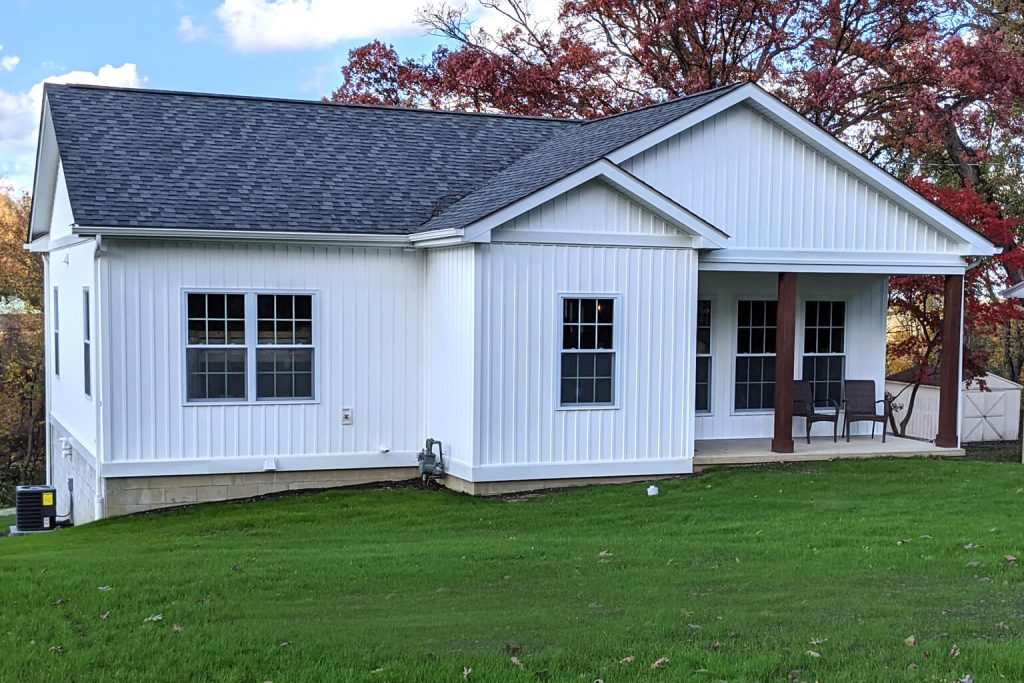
left=935, top=274, right=964, bottom=448
left=771, top=272, right=797, bottom=453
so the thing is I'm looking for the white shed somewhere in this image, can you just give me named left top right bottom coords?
left=886, top=370, right=1021, bottom=443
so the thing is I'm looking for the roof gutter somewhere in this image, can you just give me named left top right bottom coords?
left=73, top=225, right=412, bottom=246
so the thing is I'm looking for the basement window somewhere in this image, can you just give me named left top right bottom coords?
left=560, top=297, right=615, bottom=407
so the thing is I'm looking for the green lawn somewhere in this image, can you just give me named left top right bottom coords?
left=1, top=459, right=1023, bottom=682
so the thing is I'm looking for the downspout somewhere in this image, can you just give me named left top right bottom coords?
left=92, top=236, right=105, bottom=520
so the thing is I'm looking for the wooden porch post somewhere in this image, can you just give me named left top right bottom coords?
left=772, top=272, right=797, bottom=454
left=935, top=274, right=964, bottom=448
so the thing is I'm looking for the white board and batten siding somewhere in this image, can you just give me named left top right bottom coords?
left=101, top=240, right=425, bottom=476
left=695, top=272, right=888, bottom=440
left=886, top=374, right=1022, bottom=443
left=472, top=182, right=700, bottom=481
left=621, top=104, right=961, bottom=267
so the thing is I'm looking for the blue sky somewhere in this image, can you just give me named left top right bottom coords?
left=0, top=0, right=481, bottom=192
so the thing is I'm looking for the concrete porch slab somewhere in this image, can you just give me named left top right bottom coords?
left=694, top=435, right=963, bottom=467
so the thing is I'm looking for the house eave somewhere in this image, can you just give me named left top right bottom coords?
left=72, top=225, right=412, bottom=247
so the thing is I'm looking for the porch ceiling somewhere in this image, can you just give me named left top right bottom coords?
left=694, top=435, right=962, bottom=467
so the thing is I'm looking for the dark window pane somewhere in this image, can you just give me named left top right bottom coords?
left=257, top=373, right=274, bottom=398
left=762, top=383, right=775, bottom=409
left=697, top=300, right=711, bottom=327
left=763, top=357, right=776, bottom=382
left=226, top=294, right=245, bottom=319
left=804, top=332, right=815, bottom=354
left=187, top=372, right=206, bottom=400
left=735, top=383, right=748, bottom=410
left=257, top=294, right=274, bottom=319
left=737, top=328, right=751, bottom=354
left=696, top=328, right=710, bottom=355
left=294, top=373, right=313, bottom=399
left=752, top=302, right=764, bottom=326
left=581, top=299, right=596, bottom=323
left=832, top=302, right=845, bottom=326
left=295, top=295, right=312, bottom=319
left=208, top=374, right=226, bottom=399
left=227, top=319, right=246, bottom=344
left=595, top=354, right=613, bottom=377
left=295, top=320, right=313, bottom=344
left=187, top=294, right=205, bottom=318
left=597, top=299, right=613, bottom=323
left=805, top=301, right=818, bottom=326
left=738, top=301, right=751, bottom=326
left=226, top=350, right=246, bottom=374
left=749, top=358, right=762, bottom=382
left=276, top=320, right=294, bottom=344
left=832, top=329, right=844, bottom=353
left=594, top=378, right=612, bottom=403
left=561, top=353, right=577, bottom=378
left=562, top=326, right=579, bottom=350
left=696, top=357, right=710, bottom=384
left=577, top=379, right=594, bottom=403
left=751, top=329, right=764, bottom=354
left=258, top=320, right=275, bottom=344
left=736, top=357, right=749, bottom=382
left=188, top=319, right=206, bottom=345
left=207, top=294, right=225, bottom=318
left=256, top=349, right=274, bottom=373
left=695, top=384, right=709, bottom=413
left=765, top=328, right=777, bottom=354
left=227, top=373, right=246, bottom=398
left=580, top=325, right=596, bottom=349
left=766, top=301, right=778, bottom=323
left=561, top=379, right=577, bottom=404
left=563, top=299, right=579, bottom=324
left=293, top=349, right=313, bottom=373
left=206, top=320, right=226, bottom=344
left=276, top=295, right=293, bottom=319
left=596, top=325, right=613, bottom=350
left=83, top=345, right=91, bottom=396
left=577, top=353, right=595, bottom=378
left=275, top=373, right=293, bottom=398
left=817, top=329, right=830, bottom=353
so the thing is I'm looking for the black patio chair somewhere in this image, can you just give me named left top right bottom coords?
left=842, top=380, right=891, bottom=443
left=793, top=380, right=839, bottom=443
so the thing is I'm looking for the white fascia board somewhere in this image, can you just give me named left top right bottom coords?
left=408, top=227, right=465, bottom=248
left=28, top=100, right=59, bottom=242
left=1003, top=281, right=1024, bottom=299
left=462, top=159, right=729, bottom=248
left=699, top=248, right=968, bottom=274
left=74, top=225, right=410, bottom=247
left=608, top=83, right=998, bottom=258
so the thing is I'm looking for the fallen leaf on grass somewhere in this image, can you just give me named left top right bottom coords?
left=462, top=666, right=472, bottom=679
left=950, top=643, right=960, bottom=658
left=806, top=651, right=821, bottom=658
left=897, top=539, right=910, bottom=545
left=688, top=623, right=701, bottom=630
left=651, top=657, right=670, bottom=669
left=964, top=543, right=981, bottom=550
left=371, top=667, right=384, bottom=674
left=810, top=637, right=827, bottom=646
left=49, top=645, right=63, bottom=654
left=904, top=635, right=916, bottom=647
left=1004, top=555, right=1018, bottom=564
left=100, top=611, right=110, bottom=620
left=920, top=534, right=933, bottom=539
left=172, top=624, right=183, bottom=633
left=711, top=642, right=721, bottom=651
left=958, top=675, right=973, bottom=683
left=143, top=614, right=163, bottom=623
left=923, top=651, right=932, bottom=659
left=510, top=656, right=524, bottom=669
left=598, top=550, right=613, bottom=558
left=279, top=641, right=291, bottom=648
left=619, top=656, right=635, bottom=664
left=997, top=622, right=1010, bottom=630
left=52, top=598, right=65, bottom=606
left=907, top=663, right=918, bottom=670
left=966, top=560, right=981, bottom=568
left=98, top=585, right=111, bottom=592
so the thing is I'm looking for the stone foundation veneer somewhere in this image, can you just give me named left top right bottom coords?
left=103, top=467, right=419, bottom=517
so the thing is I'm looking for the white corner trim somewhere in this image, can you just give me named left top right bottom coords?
left=101, top=450, right=420, bottom=478
left=462, top=159, right=730, bottom=248
left=608, top=83, right=997, bottom=257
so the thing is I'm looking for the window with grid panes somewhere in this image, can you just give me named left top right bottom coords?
left=696, top=300, right=712, bottom=412
left=256, top=294, right=314, bottom=400
left=735, top=300, right=777, bottom=410
left=802, top=301, right=845, bottom=404
left=185, top=293, right=247, bottom=401
left=560, top=297, right=615, bottom=406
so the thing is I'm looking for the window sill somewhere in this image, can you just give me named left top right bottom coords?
left=183, top=398, right=320, bottom=407
left=556, top=404, right=620, bottom=412
left=730, top=408, right=775, bottom=416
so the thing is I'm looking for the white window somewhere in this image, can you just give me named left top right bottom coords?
left=560, top=297, right=615, bottom=406
left=82, top=288, right=91, bottom=397
left=52, top=287, right=59, bottom=377
left=186, top=293, right=247, bottom=401
left=735, top=300, right=776, bottom=411
left=184, top=291, right=316, bottom=404
left=802, top=301, right=846, bottom=404
left=256, top=294, right=314, bottom=400
left=696, top=299, right=711, bottom=413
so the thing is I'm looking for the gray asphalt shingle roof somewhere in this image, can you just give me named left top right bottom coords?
left=43, top=83, right=739, bottom=235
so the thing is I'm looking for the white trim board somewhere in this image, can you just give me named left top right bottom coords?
left=699, top=249, right=969, bottom=274
left=101, top=450, right=419, bottom=478
left=468, top=458, right=694, bottom=482
left=462, top=160, right=730, bottom=249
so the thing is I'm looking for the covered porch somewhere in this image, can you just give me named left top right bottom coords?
left=694, top=434, right=962, bottom=467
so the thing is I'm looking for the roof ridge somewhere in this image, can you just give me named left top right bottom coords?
left=583, top=82, right=744, bottom=125
left=43, top=82, right=583, bottom=124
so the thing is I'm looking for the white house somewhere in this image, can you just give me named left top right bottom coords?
left=27, top=82, right=997, bottom=524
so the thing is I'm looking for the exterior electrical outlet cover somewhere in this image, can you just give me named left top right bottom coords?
left=341, top=408, right=353, bottom=425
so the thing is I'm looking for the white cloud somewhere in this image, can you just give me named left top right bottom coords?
left=1, top=56, right=20, bottom=72
left=213, top=0, right=423, bottom=52
left=177, top=15, right=208, bottom=42
left=0, top=63, right=144, bottom=191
